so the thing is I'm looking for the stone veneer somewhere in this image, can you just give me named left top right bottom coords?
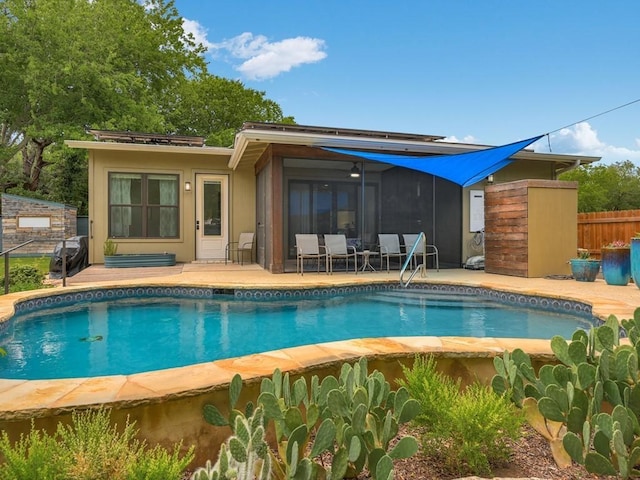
left=1, top=193, right=77, bottom=255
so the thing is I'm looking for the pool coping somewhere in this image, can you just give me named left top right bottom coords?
left=0, top=273, right=638, bottom=421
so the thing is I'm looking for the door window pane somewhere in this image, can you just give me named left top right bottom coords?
left=203, top=181, right=222, bottom=236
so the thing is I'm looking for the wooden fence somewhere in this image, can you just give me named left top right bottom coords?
left=577, top=209, right=640, bottom=258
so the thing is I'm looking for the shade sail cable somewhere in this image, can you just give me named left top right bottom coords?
left=323, top=135, right=544, bottom=187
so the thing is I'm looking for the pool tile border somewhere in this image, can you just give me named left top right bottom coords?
left=10, top=282, right=594, bottom=320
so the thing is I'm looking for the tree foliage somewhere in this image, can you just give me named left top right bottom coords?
left=559, top=161, right=640, bottom=212
left=0, top=0, right=206, bottom=191
left=166, top=75, right=295, bottom=147
left=0, top=0, right=294, bottom=210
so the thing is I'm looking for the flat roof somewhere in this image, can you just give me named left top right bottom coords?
left=67, top=123, right=601, bottom=172
left=241, top=122, right=446, bottom=143
left=87, top=129, right=205, bottom=147
left=230, top=122, right=601, bottom=170
left=65, top=140, right=233, bottom=157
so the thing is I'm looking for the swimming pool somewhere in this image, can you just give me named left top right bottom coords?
left=0, top=286, right=595, bottom=380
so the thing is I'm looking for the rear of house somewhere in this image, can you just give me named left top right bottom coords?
left=67, top=123, right=599, bottom=273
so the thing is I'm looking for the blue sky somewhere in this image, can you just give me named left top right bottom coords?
left=174, top=1, right=640, bottom=165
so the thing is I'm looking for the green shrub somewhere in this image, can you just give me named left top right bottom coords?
left=128, top=444, right=192, bottom=480
left=0, top=265, right=47, bottom=293
left=443, top=382, right=522, bottom=475
left=0, top=409, right=193, bottom=480
left=400, top=355, right=523, bottom=477
left=397, top=355, right=458, bottom=428
left=0, top=428, right=61, bottom=479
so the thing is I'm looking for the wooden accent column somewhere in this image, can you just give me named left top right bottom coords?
left=270, top=153, right=284, bottom=273
left=484, top=180, right=578, bottom=277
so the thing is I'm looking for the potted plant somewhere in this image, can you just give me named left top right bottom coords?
left=103, top=238, right=118, bottom=257
left=632, top=234, right=640, bottom=289
left=569, top=248, right=600, bottom=282
left=600, top=240, right=631, bottom=286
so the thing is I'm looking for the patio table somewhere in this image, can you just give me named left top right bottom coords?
left=357, top=250, right=379, bottom=272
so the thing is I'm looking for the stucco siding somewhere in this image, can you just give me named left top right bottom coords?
left=460, top=161, right=560, bottom=263
left=88, top=149, right=252, bottom=264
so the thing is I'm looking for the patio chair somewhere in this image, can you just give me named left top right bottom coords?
left=324, top=234, right=357, bottom=273
left=403, top=233, right=439, bottom=271
left=295, top=234, right=329, bottom=275
left=225, top=232, right=255, bottom=265
left=378, top=234, right=406, bottom=272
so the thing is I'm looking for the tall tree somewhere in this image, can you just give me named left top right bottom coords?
left=47, top=147, right=89, bottom=215
left=166, top=74, right=295, bottom=147
left=559, top=160, right=640, bottom=212
left=0, top=0, right=206, bottom=191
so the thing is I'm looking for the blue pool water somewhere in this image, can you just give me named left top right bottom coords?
left=0, top=290, right=595, bottom=380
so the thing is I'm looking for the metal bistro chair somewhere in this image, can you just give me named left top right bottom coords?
left=378, top=234, right=406, bottom=272
left=403, top=233, right=439, bottom=271
left=225, top=232, right=255, bottom=265
left=324, top=234, right=357, bottom=273
left=295, top=234, right=329, bottom=275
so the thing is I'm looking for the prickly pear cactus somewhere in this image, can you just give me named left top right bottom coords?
left=200, top=357, right=420, bottom=480
left=193, top=407, right=271, bottom=480
left=492, top=307, right=640, bottom=478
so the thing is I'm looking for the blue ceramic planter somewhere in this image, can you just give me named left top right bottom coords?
left=632, top=238, right=640, bottom=289
left=601, top=247, right=631, bottom=286
left=569, top=259, right=601, bottom=282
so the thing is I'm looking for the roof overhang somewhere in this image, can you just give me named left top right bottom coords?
left=66, top=123, right=601, bottom=177
left=228, top=124, right=446, bottom=170
left=228, top=123, right=600, bottom=172
left=66, top=140, right=233, bottom=158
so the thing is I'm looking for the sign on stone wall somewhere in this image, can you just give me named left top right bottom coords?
left=1, top=194, right=77, bottom=255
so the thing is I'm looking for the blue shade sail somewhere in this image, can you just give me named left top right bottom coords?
left=324, top=135, right=544, bottom=187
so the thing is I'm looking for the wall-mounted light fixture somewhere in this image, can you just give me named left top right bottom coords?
left=184, top=181, right=192, bottom=191
left=486, top=174, right=494, bottom=184
left=350, top=162, right=361, bottom=178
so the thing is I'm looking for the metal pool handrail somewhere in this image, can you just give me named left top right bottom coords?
left=400, top=232, right=426, bottom=288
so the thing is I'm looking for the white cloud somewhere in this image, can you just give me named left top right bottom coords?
left=532, top=122, right=640, bottom=166
left=439, top=135, right=478, bottom=144
left=211, top=32, right=327, bottom=80
left=182, top=19, right=215, bottom=51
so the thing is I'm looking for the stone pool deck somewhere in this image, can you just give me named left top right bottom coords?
left=1, top=264, right=638, bottom=415
left=0, top=264, right=639, bottom=466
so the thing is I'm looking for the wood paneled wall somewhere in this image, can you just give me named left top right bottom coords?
left=485, top=180, right=578, bottom=277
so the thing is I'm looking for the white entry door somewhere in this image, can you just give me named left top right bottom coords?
left=195, top=174, right=229, bottom=260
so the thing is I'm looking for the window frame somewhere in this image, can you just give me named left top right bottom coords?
left=108, top=172, right=180, bottom=239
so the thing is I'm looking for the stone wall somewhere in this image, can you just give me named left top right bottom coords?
left=1, top=194, right=77, bottom=255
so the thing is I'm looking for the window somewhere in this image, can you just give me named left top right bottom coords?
left=109, top=173, right=179, bottom=238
